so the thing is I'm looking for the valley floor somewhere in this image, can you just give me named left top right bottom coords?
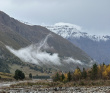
left=0, top=80, right=110, bottom=93
left=1, top=86, right=110, bottom=93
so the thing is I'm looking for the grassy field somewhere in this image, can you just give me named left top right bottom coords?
left=0, top=72, right=14, bottom=81
left=9, top=64, right=54, bottom=77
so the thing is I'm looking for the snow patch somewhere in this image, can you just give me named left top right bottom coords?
left=54, top=22, right=82, bottom=31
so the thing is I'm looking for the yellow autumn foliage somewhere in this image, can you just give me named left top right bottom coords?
left=64, top=73, right=68, bottom=81
left=74, top=68, right=81, bottom=80
left=102, top=70, right=108, bottom=79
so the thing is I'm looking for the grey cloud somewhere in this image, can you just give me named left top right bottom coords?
left=0, top=0, right=110, bottom=35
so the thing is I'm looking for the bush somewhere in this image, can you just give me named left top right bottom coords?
left=79, top=81, right=85, bottom=86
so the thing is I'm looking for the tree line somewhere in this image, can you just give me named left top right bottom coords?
left=53, top=63, right=110, bottom=82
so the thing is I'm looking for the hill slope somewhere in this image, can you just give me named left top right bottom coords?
left=0, top=11, right=94, bottom=72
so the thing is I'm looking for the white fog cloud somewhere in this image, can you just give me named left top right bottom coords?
left=6, top=45, right=61, bottom=65
left=6, top=34, right=87, bottom=66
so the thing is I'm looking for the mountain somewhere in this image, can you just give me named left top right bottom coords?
left=0, top=11, right=93, bottom=73
left=46, top=22, right=110, bottom=64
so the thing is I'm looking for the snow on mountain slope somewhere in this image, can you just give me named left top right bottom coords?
left=45, top=22, right=110, bottom=64
left=46, top=22, right=110, bottom=42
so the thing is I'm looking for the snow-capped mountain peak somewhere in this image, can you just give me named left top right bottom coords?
left=54, top=22, right=82, bottom=31
left=45, top=22, right=110, bottom=42
left=46, top=22, right=82, bottom=39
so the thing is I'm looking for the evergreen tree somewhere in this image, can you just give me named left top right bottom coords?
left=103, top=62, right=105, bottom=66
left=67, top=71, right=72, bottom=82
left=91, top=63, right=98, bottom=80
left=82, top=68, right=87, bottom=79
left=53, top=72, right=60, bottom=81
left=29, top=73, right=32, bottom=79
left=14, top=69, right=25, bottom=80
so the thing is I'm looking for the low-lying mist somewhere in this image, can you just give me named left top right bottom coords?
left=6, top=34, right=88, bottom=66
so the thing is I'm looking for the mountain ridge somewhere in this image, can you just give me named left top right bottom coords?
left=46, top=22, right=110, bottom=42
left=46, top=22, right=110, bottom=64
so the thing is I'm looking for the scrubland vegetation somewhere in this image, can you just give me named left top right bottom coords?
left=1, top=63, right=110, bottom=87
left=52, top=63, right=110, bottom=86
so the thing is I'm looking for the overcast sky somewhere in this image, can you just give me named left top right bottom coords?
left=0, top=0, right=110, bottom=35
